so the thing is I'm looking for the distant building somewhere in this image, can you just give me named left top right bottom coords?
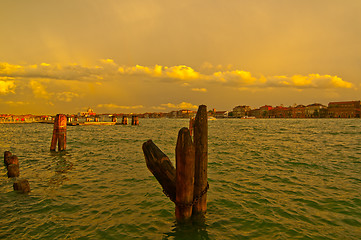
left=328, top=101, right=361, bottom=118
left=259, top=105, right=273, bottom=118
left=232, top=105, right=251, bottom=118
left=305, top=103, right=327, bottom=118
left=292, top=105, right=306, bottom=118
left=270, top=106, right=291, bottom=118
left=80, top=107, right=96, bottom=117
left=214, top=111, right=229, bottom=118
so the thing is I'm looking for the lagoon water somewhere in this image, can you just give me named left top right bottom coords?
left=1, top=119, right=361, bottom=239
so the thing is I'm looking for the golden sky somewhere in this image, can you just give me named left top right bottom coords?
left=1, top=0, right=360, bottom=114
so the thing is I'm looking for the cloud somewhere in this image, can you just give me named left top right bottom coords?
left=29, top=80, right=52, bottom=99
left=0, top=80, right=15, bottom=94
left=160, top=102, right=198, bottom=109
left=96, top=103, right=144, bottom=110
left=151, top=106, right=167, bottom=110
left=191, top=88, right=207, bottom=92
left=212, top=70, right=257, bottom=86
left=56, top=92, right=80, bottom=102
left=267, top=74, right=353, bottom=89
left=0, top=62, right=354, bottom=92
left=5, top=101, right=29, bottom=106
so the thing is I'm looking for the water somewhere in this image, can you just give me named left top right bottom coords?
left=1, top=119, right=361, bottom=239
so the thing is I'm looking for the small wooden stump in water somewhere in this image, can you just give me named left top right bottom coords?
left=175, top=128, right=195, bottom=221
left=7, top=164, right=20, bottom=178
left=4, top=151, right=13, bottom=166
left=13, top=179, right=31, bottom=193
left=50, top=114, right=67, bottom=151
left=6, top=155, right=19, bottom=166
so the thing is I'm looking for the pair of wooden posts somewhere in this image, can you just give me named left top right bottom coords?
left=4, top=151, right=31, bottom=193
left=143, top=105, right=208, bottom=222
left=121, top=116, right=128, bottom=125
left=50, top=114, right=67, bottom=151
left=131, top=116, right=139, bottom=125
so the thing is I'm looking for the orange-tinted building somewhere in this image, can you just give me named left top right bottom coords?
left=328, top=101, right=360, bottom=118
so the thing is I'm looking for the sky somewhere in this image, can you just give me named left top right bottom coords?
left=1, top=0, right=360, bottom=115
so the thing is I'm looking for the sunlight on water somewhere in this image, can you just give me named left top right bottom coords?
left=1, top=119, right=361, bottom=239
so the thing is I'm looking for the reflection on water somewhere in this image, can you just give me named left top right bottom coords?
left=163, top=217, right=209, bottom=240
left=0, top=119, right=361, bottom=239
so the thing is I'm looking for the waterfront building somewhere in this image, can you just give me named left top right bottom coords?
left=305, top=103, right=327, bottom=118
left=292, top=105, right=306, bottom=118
left=270, top=106, right=291, bottom=118
left=232, top=105, right=251, bottom=118
left=259, top=105, right=273, bottom=118
left=214, top=111, right=229, bottom=118
left=328, top=101, right=361, bottom=118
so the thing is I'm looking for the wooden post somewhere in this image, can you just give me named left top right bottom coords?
left=122, top=116, right=128, bottom=125
left=7, top=164, right=19, bottom=178
left=143, top=140, right=176, bottom=201
left=175, top=127, right=195, bottom=221
left=132, top=116, right=139, bottom=125
left=189, top=117, right=195, bottom=136
left=5, top=155, right=19, bottom=166
left=111, top=116, right=117, bottom=122
left=50, top=114, right=67, bottom=151
left=4, top=151, right=12, bottom=166
left=13, top=179, right=30, bottom=193
left=193, top=105, right=208, bottom=215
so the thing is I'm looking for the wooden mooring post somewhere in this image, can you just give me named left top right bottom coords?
left=193, top=105, right=208, bottom=215
left=132, top=115, right=139, bottom=125
left=50, top=114, right=67, bottom=151
left=175, top=127, right=195, bottom=221
left=4, top=151, right=30, bottom=192
left=143, top=105, right=208, bottom=222
left=122, top=116, right=128, bottom=125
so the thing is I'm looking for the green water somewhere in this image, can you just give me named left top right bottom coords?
left=1, top=119, right=361, bottom=239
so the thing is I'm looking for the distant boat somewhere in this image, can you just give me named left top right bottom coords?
left=208, top=116, right=217, bottom=121
left=241, top=116, right=256, bottom=119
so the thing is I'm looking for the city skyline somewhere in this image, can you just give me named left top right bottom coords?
left=1, top=1, right=361, bottom=114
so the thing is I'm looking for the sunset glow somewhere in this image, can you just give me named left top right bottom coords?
left=1, top=1, right=360, bottom=114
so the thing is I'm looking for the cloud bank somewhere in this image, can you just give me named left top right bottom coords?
left=0, top=60, right=355, bottom=114
left=0, top=61, right=353, bottom=90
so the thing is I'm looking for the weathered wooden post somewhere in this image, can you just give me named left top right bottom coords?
left=13, top=179, right=30, bottom=193
left=5, top=155, right=19, bottom=166
left=189, top=117, right=195, bottom=136
left=7, top=164, right=19, bottom=178
left=142, top=105, right=209, bottom=222
left=132, top=116, right=139, bottom=125
left=4, top=151, right=12, bottom=166
left=175, top=128, right=195, bottom=221
left=193, top=105, right=208, bottom=215
left=122, top=116, right=128, bottom=125
left=143, top=140, right=176, bottom=201
left=50, top=114, right=67, bottom=151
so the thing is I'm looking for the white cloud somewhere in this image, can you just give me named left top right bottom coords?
left=160, top=102, right=198, bottom=109
left=56, top=92, right=80, bottom=102
left=96, top=103, right=144, bottom=110
left=29, top=80, right=52, bottom=99
left=0, top=80, right=15, bottom=94
left=191, top=88, right=207, bottom=92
